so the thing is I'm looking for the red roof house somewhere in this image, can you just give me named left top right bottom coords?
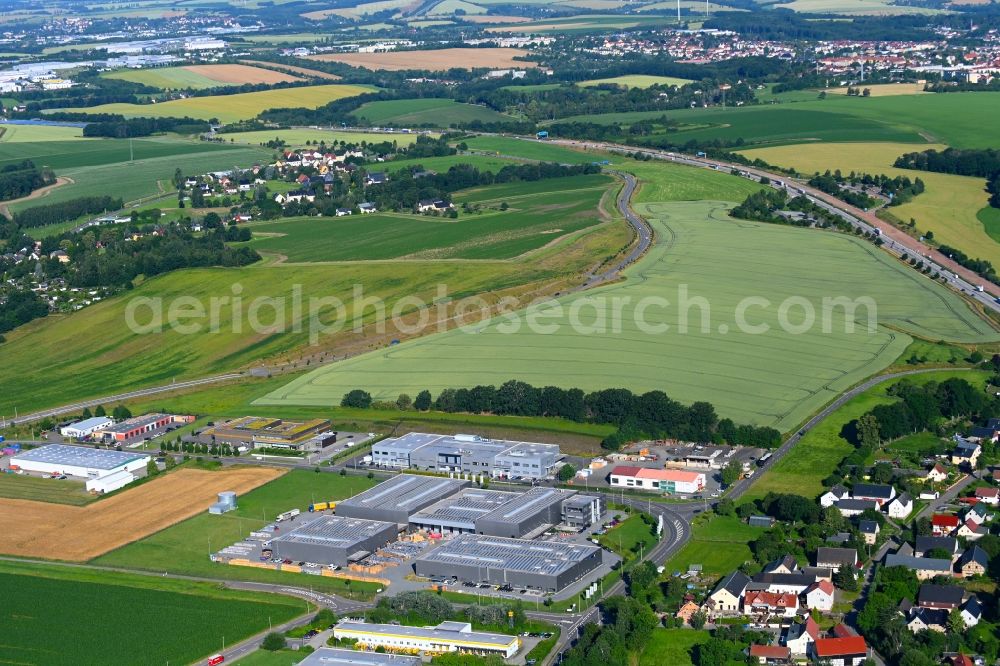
left=749, top=644, right=791, bottom=663
left=814, top=636, right=868, bottom=664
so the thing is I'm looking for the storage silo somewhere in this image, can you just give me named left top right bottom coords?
left=218, top=491, right=237, bottom=510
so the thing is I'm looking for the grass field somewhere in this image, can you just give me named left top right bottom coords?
left=0, top=562, right=303, bottom=666
left=224, top=128, right=426, bottom=147
left=461, top=135, right=596, bottom=163
left=639, top=629, right=710, bottom=666
left=0, top=473, right=95, bottom=505
left=773, top=0, right=943, bottom=13
left=352, top=98, right=514, bottom=126
left=579, top=74, right=694, bottom=89
left=259, top=160, right=998, bottom=431
left=828, top=82, right=928, bottom=96
left=53, top=84, right=376, bottom=123
left=737, top=142, right=1000, bottom=276
left=383, top=153, right=518, bottom=175
left=743, top=369, right=988, bottom=501
left=0, top=122, right=91, bottom=142
left=248, top=174, right=612, bottom=261
left=308, top=47, right=535, bottom=71
left=103, top=64, right=301, bottom=90
left=599, top=512, right=658, bottom=561
left=93, top=470, right=381, bottom=597
left=664, top=514, right=765, bottom=577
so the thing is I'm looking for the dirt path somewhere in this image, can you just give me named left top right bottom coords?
left=0, top=176, right=73, bottom=218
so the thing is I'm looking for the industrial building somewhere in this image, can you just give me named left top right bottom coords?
left=608, top=466, right=705, bottom=494
left=409, top=486, right=601, bottom=537
left=97, top=413, right=194, bottom=443
left=333, top=620, right=519, bottom=658
left=298, top=649, right=420, bottom=666
left=85, top=469, right=134, bottom=493
left=270, top=515, right=397, bottom=566
left=335, top=474, right=470, bottom=524
left=59, top=416, right=114, bottom=439
left=10, top=444, right=149, bottom=479
left=208, top=491, right=238, bottom=515
left=201, top=416, right=334, bottom=450
left=413, top=534, right=603, bottom=592
left=371, top=432, right=561, bottom=480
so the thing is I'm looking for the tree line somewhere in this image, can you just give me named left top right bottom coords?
left=894, top=147, right=1000, bottom=208
left=13, top=195, right=122, bottom=229
left=0, top=160, right=55, bottom=202
left=341, top=380, right=782, bottom=450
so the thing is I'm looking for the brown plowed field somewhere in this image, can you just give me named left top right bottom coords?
left=184, top=64, right=301, bottom=85
left=0, top=467, right=283, bottom=561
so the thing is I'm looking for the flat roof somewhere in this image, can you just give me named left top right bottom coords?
left=380, top=432, right=559, bottom=458
left=100, top=413, right=170, bottom=434
left=610, top=466, right=704, bottom=482
left=411, top=488, right=518, bottom=527
left=12, top=444, right=148, bottom=470
left=337, top=474, right=468, bottom=514
left=476, top=487, right=570, bottom=524
left=334, top=621, right=517, bottom=649
left=272, top=515, right=395, bottom=549
left=416, top=533, right=600, bottom=577
left=297, top=648, right=421, bottom=666
left=63, top=416, right=113, bottom=431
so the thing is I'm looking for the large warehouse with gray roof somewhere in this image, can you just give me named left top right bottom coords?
left=271, top=515, right=397, bottom=566
left=334, top=474, right=470, bottom=524
left=371, top=433, right=562, bottom=480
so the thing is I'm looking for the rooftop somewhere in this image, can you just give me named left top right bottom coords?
left=379, top=432, right=559, bottom=461
left=11, top=444, right=148, bottom=471
left=334, top=620, right=517, bottom=649
left=297, top=648, right=421, bottom=666
left=271, top=515, right=395, bottom=549
left=416, top=533, right=600, bottom=576
left=337, top=474, right=468, bottom=516
left=610, top=466, right=703, bottom=482
left=815, top=636, right=868, bottom=658
left=64, top=416, right=113, bottom=431
left=99, top=413, right=171, bottom=435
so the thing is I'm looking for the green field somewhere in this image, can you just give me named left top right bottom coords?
left=248, top=174, right=612, bottom=261
left=0, top=563, right=303, bottom=666
left=259, top=161, right=999, bottom=430
left=93, top=470, right=381, bottom=596
left=384, top=153, right=518, bottom=174
left=351, top=98, right=514, bottom=126
left=53, top=84, right=376, bottom=123
left=773, top=0, right=943, bottom=13
left=0, top=473, right=95, bottom=505
left=664, top=514, right=765, bottom=577
left=0, top=122, right=91, bottom=142
left=103, top=66, right=234, bottom=90
left=579, top=74, right=694, bottom=89
left=599, top=512, right=658, bottom=561
left=639, top=629, right=711, bottom=666
left=462, top=135, right=598, bottom=163
left=743, top=369, right=988, bottom=501
left=224, top=128, right=427, bottom=147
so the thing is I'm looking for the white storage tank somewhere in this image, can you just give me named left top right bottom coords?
left=218, top=491, right=237, bottom=509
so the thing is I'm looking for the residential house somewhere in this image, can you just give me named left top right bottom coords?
left=960, top=596, right=982, bottom=628
left=968, top=419, right=1000, bottom=442
left=918, top=584, right=963, bottom=610
left=335, top=208, right=352, bottom=217
left=364, top=172, right=387, bottom=186
left=858, top=520, right=880, bottom=545
left=826, top=532, right=851, bottom=545
left=275, top=190, right=315, bottom=205
left=974, top=487, right=999, bottom=505
left=924, top=463, right=948, bottom=484
left=852, top=483, right=896, bottom=507
left=952, top=438, right=981, bottom=468
left=820, top=485, right=850, bottom=508
left=932, top=514, right=961, bottom=536
left=812, top=636, right=869, bottom=666
left=417, top=198, right=453, bottom=213
left=835, top=499, right=878, bottom=517
left=914, top=535, right=958, bottom=559
left=816, top=547, right=858, bottom=572
left=707, top=571, right=750, bottom=614
left=762, top=554, right=798, bottom=575
left=887, top=492, right=913, bottom=519
left=966, top=503, right=990, bottom=525
left=748, top=644, right=791, bottom=664
left=802, top=566, right=833, bottom=582
left=358, top=202, right=377, bottom=214
left=750, top=572, right=816, bottom=595
left=742, top=590, right=799, bottom=618
left=956, top=519, right=987, bottom=541
left=804, top=580, right=835, bottom=612
left=785, top=617, right=820, bottom=657
left=883, top=554, right=953, bottom=581
left=957, top=546, right=989, bottom=578
left=906, top=607, right=949, bottom=633
left=676, top=601, right=700, bottom=624
left=948, top=655, right=975, bottom=666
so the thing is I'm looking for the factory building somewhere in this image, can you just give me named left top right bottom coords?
left=333, top=621, right=519, bottom=658
left=335, top=474, right=470, bottom=524
left=413, top=534, right=603, bottom=592
left=371, top=432, right=561, bottom=480
left=298, top=649, right=421, bottom=666
left=59, top=416, right=114, bottom=439
left=96, top=413, right=194, bottom=443
left=201, top=416, right=334, bottom=450
left=10, top=444, right=149, bottom=479
left=271, top=515, right=397, bottom=566
left=85, top=469, right=134, bottom=494
left=409, top=487, right=603, bottom=537
left=609, top=466, right=705, bottom=494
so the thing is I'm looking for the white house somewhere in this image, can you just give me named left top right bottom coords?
left=804, top=580, right=835, bottom=612
left=820, top=485, right=850, bottom=508
left=785, top=617, right=820, bottom=657
left=924, top=463, right=948, bottom=484
left=887, top=493, right=913, bottom=519
left=961, top=596, right=982, bottom=628
left=706, top=571, right=750, bottom=614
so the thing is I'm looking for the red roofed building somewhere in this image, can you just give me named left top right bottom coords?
left=831, top=624, right=857, bottom=638
left=805, top=579, right=835, bottom=611
left=812, top=636, right=869, bottom=666
left=932, top=514, right=961, bottom=536
left=749, top=644, right=791, bottom=664
left=975, top=487, right=999, bottom=505
left=949, top=655, right=975, bottom=666
left=609, top=466, right=705, bottom=494
left=743, top=591, right=799, bottom=617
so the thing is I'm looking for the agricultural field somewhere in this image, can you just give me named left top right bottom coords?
left=484, top=14, right=675, bottom=33
left=827, top=82, right=928, bottom=96
left=742, top=369, right=989, bottom=502
left=308, top=47, right=536, bottom=71
left=639, top=629, right=710, bottom=666
left=52, top=84, right=376, bottom=123
left=664, top=514, right=765, bottom=577
left=239, top=60, right=343, bottom=80
left=351, top=97, right=514, bottom=126
left=0, top=466, right=282, bottom=560
left=579, top=74, right=694, bottom=89
left=382, top=153, right=517, bottom=174
left=461, top=135, right=596, bottom=163
left=0, top=122, right=90, bottom=142
left=224, top=128, right=426, bottom=147
left=0, top=473, right=95, bottom=505
left=772, top=0, right=943, bottom=13
left=0, top=562, right=303, bottom=666
left=93, top=470, right=381, bottom=596
left=247, top=174, right=613, bottom=261
left=737, top=142, right=1000, bottom=277
left=102, top=64, right=301, bottom=90
left=258, top=160, right=999, bottom=431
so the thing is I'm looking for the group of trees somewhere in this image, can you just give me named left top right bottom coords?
left=729, top=188, right=795, bottom=224
left=13, top=195, right=122, bottom=229
left=342, top=381, right=781, bottom=450
left=0, top=289, right=49, bottom=336
left=807, top=172, right=880, bottom=210
left=560, top=596, right=657, bottom=666
left=937, top=244, right=996, bottom=281
left=0, top=160, right=55, bottom=202
left=894, top=147, right=1000, bottom=209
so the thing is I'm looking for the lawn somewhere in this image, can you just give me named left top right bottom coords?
left=579, top=74, right=694, bottom=89
left=52, top=84, right=377, bottom=123
left=237, top=650, right=306, bottom=666
left=599, top=512, right=658, bottom=562
left=0, top=473, right=96, bottom=505
left=0, top=134, right=248, bottom=171
left=383, top=153, right=518, bottom=174
left=743, top=369, right=989, bottom=501
left=773, top=0, right=942, bottom=13
left=461, top=135, right=597, bottom=163
left=260, top=161, right=998, bottom=431
left=639, top=629, right=711, bottom=666
left=92, top=470, right=381, bottom=597
left=0, top=562, right=303, bottom=666
left=223, top=128, right=427, bottom=147
left=737, top=142, right=1000, bottom=275
left=247, top=174, right=612, bottom=261
left=351, top=98, right=514, bottom=126
left=0, top=122, right=91, bottom=142
left=664, top=514, right=764, bottom=577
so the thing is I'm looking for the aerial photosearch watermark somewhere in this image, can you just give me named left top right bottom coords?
left=124, top=282, right=878, bottom=345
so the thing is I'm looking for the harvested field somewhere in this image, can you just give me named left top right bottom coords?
left=104, top=64, right=301, bottom=90
left=240, top=59, right=342, bottom=80
left=184, top=64, right=300, bottom=85
left=308, top=47, right=535, bottom=71
left=462, top=14, right=533, bottom=22
left=0, top=467, right=283, bottom=561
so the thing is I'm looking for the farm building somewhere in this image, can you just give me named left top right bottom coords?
left=370, top=432, right=562, bottom=480
left=201, top=416, right=334, bottom=450
left=84, top=469, right=135, bottom=493
left=10, top=444, right=149, bottom=479
left=298, top=649, right=420, bottom=666
left=59, top=416, right=114, bottom=439
left=608, top=466, right=705, bottom=494
left=333, top=620, right=518, bottom=658
left=270, top=515, right=397, bottom=567
left=97, top=413, right=194, bottom=443
left=412, top=534, right=603, bottom=592
left=335, top=474, right=470, bottom=524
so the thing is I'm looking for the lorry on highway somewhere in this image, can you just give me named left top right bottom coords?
left=309, top=502, right=329, bottom=512
left=208, top=655, right=225, bottom=666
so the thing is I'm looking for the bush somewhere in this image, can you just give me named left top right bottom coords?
left=261, top=633, right=286, bottom=651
